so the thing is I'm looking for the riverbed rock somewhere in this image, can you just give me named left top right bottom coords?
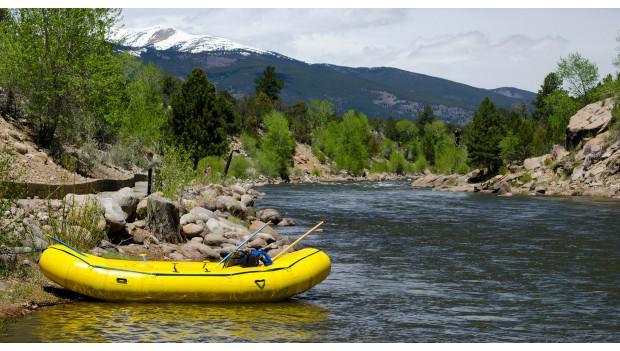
left=277, top=217, right=296, bottom=226
left=256, top=208, right=282, bottom=225
left=135, top=198, right=148, bottom=219
left=182, top=223, right=205, bottom=238
left=203, top=233, right=233, bottom=246
left=248, top=237, right=268, bottom=249
left=180, top=207, right=217, bottom=226
left=180, top=242, right=220, bottom=260
left=205, top=217, right=247, bottom=235
left=146, top=195, right=184, bottom=244
left=231, top=184, right=246, bottom=195
left=215, top=195, right=246, bottom=216
left=240, top=194, right=254, bottom=207
left=111, top=187, right=142, bottom=219
left=99, top=197, right=127, bottom=234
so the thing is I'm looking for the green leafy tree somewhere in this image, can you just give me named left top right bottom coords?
left=256, top=111, right=295, bottom=178
left=416, top=105, right=435, bottom=136
left=532, top=72, right=562, bottom=121
left=395, top=119, right=419, bottom=144
left=309, top=99, right=335, bottom=130
left=107, top=61, right=167, bottom=148
left=464, top=97, right=505, bottom=173
left=170, top=68, right=228, bottom=169
left=557, top=52, right=599, bottom=101
left=544, top=90, right=579, bottom=144
left=0, top=9, right=122, bottom=147
left=254, top=66, right=283, bottom=102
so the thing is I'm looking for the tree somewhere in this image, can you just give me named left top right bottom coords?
left=161, top=74, right=181, bottom=108
left=544, top=90, right=579, bottom=144
left=0, top=9, right=122, bottom=147
left=285, top=101, right=312, bottom=144
left=395, top=119, right=418, bottom=144
left=532, top=72, right=562, bottom=121
left=256, top=111, right=295, bottom=179
left=170, top=68, right=228, bottom=169
left=557, top=52, right=599, bottom=101
left=416, top=105, right=435, bottom=136
left=384, top=116, right=399, bottom=141
left=464, top=97, right=505, bottom=173
left=254, top=66, right=283, bottom=102
left=308, top=99, right=335, bottom=130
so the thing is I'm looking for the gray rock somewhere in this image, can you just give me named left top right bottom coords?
left=168, top=252, right=185, bottom=261
left=13, top=142, right=28, bottom=154
left=277, top=217, right=296, bottom=227
left=249, top=238, right=268, bottom=249
left=203, top=233, right=232, bottom=246
left=182, top=223, right=205, bottom=237
left=205, top=217, right=247, bottom=235
left=494, top=181, right=511, bottom=195
left=99, top=197, right=127, bottom=233
left=231, top=184, right=246, bottom=195
left=111, top=187, right=141, bottom=218
left=257, top=208, right=282, bottom=225
left=240, top=194, right=254, bottom=207
left=180, top=207, right=217, bottom=225
left=181, top=241, right=220, bottom=260
left=135, top=198, right=148, bottom=219
left=191, top=236, right=204, bottom=244
left=215, top=195, right=246, bottom=216
left=146, top=195, right=184, bottom=244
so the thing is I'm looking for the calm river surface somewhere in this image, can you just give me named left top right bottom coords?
left=2, top=181, right=619, bottom=342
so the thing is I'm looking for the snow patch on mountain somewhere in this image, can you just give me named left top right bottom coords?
left=111, top=25, right=272, bottom=55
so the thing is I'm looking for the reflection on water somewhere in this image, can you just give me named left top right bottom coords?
left=2, top=300, right=327, bottom=342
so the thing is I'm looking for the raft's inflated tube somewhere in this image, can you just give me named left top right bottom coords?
left=38, top=244, right=331, bottom=302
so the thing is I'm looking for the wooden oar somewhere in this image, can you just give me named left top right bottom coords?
left=272, top=221, right=325, bottom=261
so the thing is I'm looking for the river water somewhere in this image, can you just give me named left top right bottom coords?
left=1, top=181, right=619, bottom=342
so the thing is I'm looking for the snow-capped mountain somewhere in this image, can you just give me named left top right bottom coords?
left=112, top=26, right=273, bottom=56
left=113, top=26, right=535, bottom=124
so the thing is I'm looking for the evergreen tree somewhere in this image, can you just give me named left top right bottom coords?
left=416, top=105, right=435, bottom=136
left=170, top=68, right=228, bottom=169
left=384, top=116, right=398, bottom=141
left=254, top=66, right=283, bottom=102
left=464, top=97, right=505, bottom=173
left=532, top=72, right=562, bottom=121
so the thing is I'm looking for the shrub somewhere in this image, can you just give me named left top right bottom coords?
left=370, top=160, right=390, bottom=173
left=228, top=156, right=252, bottom=179
left=46, top=199, right=106, bottom=251
left=311, top=167, right=321, bottom=177
left=519, top=172, right=533, bottom=183
left=240, top=132, right=258, bottom=157
left=154, top=144, right=197, bottom=199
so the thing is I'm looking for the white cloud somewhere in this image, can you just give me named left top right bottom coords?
left=121, top=8, right=620, bottom=91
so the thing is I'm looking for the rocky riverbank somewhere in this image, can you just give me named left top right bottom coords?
left=0, top=181, right=298, bottom=320
left=412, top=99, right=620, bottom=199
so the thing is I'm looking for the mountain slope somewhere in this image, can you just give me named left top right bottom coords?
left=114, top=26, right=535, bottom=124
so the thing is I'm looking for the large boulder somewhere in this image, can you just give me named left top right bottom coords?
left=523, top=155, right=547, bottom=171
left=180, top=242, right=220, bottom=260
left=198, top=188, right=220, bottom=211
left=231, top=184, right=246, bottom=195
left=256, top=208, right=282, bottom=225
left=111, top=187, right=142, bottom=219
left=98, top=197, right=127, bottom=234
left=146, top=195, right=184, bottom=244
left=215, top=195, right=246, bottom=216
left=182, top=223, right=205, bottom=238
left=566, top=98, right=614, bottom=149
left=180, top=207, right=217, bottom=226
left=205, top=217, right=247, bottom=235
left=240, top=194, right=254, bottom=207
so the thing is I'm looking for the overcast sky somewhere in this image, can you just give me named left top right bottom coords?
left=120, top=9, right=620, bottom=92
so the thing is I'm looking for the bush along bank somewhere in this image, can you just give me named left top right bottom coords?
left=0, top=181, right=297, bottom=320
left=411, top=99, right=620, bottom=199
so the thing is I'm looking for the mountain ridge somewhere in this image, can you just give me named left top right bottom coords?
left=113, top=26, right=536, bottom=124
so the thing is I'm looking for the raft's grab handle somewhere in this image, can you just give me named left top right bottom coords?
left=48, top=236, right=87, bottom=256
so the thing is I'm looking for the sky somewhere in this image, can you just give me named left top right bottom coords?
left=120, top=8, right=620, bottom=92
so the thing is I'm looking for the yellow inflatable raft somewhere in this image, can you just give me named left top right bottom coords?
left=38, top=244, right=331, bottom=302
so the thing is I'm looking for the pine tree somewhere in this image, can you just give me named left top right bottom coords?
left=254, top=66, right=284, bottom=102
left=532, top=72, right=562, bottom=122
left=416, top=105, right=435, bottom=136
left=464, top=97, right=505, bottom=173
left=170, top=68, right=228, bottom=169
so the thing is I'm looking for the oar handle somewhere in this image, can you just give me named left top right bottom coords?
left=272, top=221, right=325, bottom=261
